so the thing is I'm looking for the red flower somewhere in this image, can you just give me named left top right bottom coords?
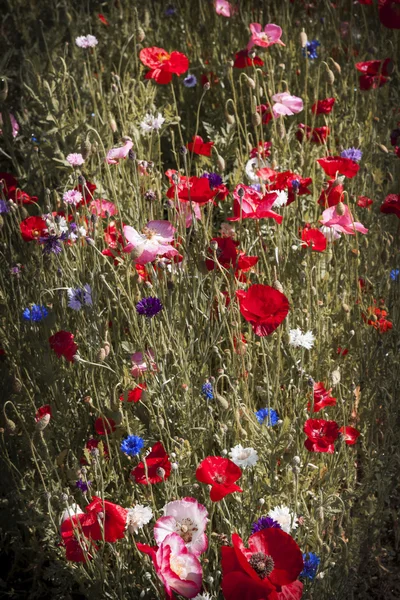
left=296, top=124, right=330, bottom=144
left=221, top=528, right=303, bottom=600
left=94, top=416, right=116, bottom=436
left=236, top=284, right=289, bottom=337
left=119, top=384, right=147, bottom=403
left=356, top=59, right=392, bottom=90
left=256, top=104, right=273, bottom=125
left=139, top=47, right=189, bottom=84
left=74, top=180, right=97, bottom=208
left=206, top=237, right=258, bottom=277
left=196, top=456, right=242, bottom=502
left=337, top=347, right=349, bottom=356
left=318, top=178, right=344, bottom=207
left=379, top=0, right=400, bottom=28
left=311, top=98, right=335, bottom=114
left=131, top=441, right=171, bottom=484
left=187, top=135, right=214, bottom=157
left=60, top=511, right=98, bottom=562
left=304, top=419, right=339, bottom=453
left=301, top=227, right=327, bottom=252
left=363, top=307, right=393, bottom=332
left=35, top=405, right=52, bottom=422
left=227, top=184, right=282, bottom=223
left=98, top=13, right=109, bottom=25
left=49, top=331, right=78, bottom=362
left=266, top=171, right=312, bottom=206
left=250, top=141, right=272, bottom=159
left=339, top=426, right=361, bottom=445
left=85, top=496, right=128, bottom=543
left=167, top=174, right=217, bottom=205
left=20, top=216, right=47, bottom=242
left=0, top=172, right=38, bottom=204
left=357, top=195, right=373, bottom=209
left=308, top=382, right=337, bottom=412
left=380, top=193, right=400, bottom=218
left=317, top=156, right=359, bottom=179
left=234, top=49, right=264, bottom=68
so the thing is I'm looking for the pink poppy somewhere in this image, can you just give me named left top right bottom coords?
left=131, top=350, right=157, bottom=377
left=215, top=0, right=236, bottom=17
left=177, top=201, right=202, bottom=228
left=154, top=497, right=208, bottom=555
left=106, top=138, right=133, bottom=164
left=0, top=113, right=19, bottom=138
left=123, top=220, right=179, bottom=263
left=320, top=204, right=368, bottom=236
left=227, top=184, right=282, bottom=223
left=89, top=199, right=117, bottom=217
left=271, top=92, right=303, bottom=118
left=247, top=23, right=285, bottom=51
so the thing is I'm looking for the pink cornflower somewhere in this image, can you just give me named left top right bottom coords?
left=320, top=204, right=368, bottom=236
left=247, top=23, right=285, bottom=51
left=67, top=153, right=85, bottom=167
left=123, top=220, right=179, bottom=264
left=271, top=92, right=303, bottom=118
left=106, top=138, right=133, bottom=165
left=63, top=190, right=83, bottom=206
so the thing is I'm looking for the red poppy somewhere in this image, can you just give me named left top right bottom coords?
left=139, top=47, right=189, bottom=84
left=308, top=382, right=337, bottom=412
left=256, top=104, right=273, bottom=125
left=266, top=171, right=312, bottom=206
left=98, top=13, right=109, bottom=25
left=311, top=98, right=335, bottom=115
left=356, top=59, right=392, bottom=90
left=234, top=49, right=264, bottom=68
left=119, top=384, right=147, bottom=403
left=357, top=195, right=373, bottom=209
left=236, top=284, right=289, bottom=337
left=301, top=227, right=327, bottom=252
left=131, top=441, right=171, bottom=484
left=337, top=347, right=349, bottom=356
left=227, top=184, right=282, bottom=223
left=81, top=438, right=109, bottom=464
left=35, top=405, right=52, bottom=422
left=167, top=174, right=217, bottom=205
left=363, top=307, right=393, bottom=332
left=75, top=180, right=97, bottom=208
left=60, top=511, right=98, bottom=562
left=85, top=496, right=128, bottom=543
left=379, top=0, right=400, bottom=28
left=94, top=416, right=116, bottom=436
left=296, top=124, right=330, bottom=144
left=303, top=419, right=339, bottom=453
left=196, top=456, right=243, bottom=502
left=0, top=172, right=38, bottom=204
left=318, top=178, right=344, bottom=207
left=187, top=135, right=214, bottom=157
left=206, top=237, right=258, bottom=277
left=221, top=528, right=303, bottom=600
left=339, top=426, right=360, bottom=445
left=380, top=193, right=400, bottom=218
left=49, top=331, right=78, bottom=362
left=317, top=156, right=359, bottom=179
left=20, top=216, right=47, bottom=242
left=250, top=141, right=272, bottom=159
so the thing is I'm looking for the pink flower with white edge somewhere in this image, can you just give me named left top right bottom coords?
left=215, top=0, right=236, bottom=17
left=138, top=532, right=202, bottom=599
left=89, top=199, right=117, bottom=217
left=272, top=92, right=303, bottom=118
left=247, top=23, right=285, bottom=51
left=154, top=497, right=208, bottom=556
left=131, top=350, right=157, bottom=378
left=123, top=220, right=179, bottom=264
left=106, top=138, right=133, bottom=165
left=320, top=204, right=368, bottom=236
left=67, top=153, right=85, bottom=166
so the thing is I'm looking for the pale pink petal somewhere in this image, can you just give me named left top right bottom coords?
left=215, top=0, right=232, bottom=17
left=147, top=220, right=175, bottom=242
left=105, top=140, right=133, bottom=164
left=123, top=225, right=145, bottom=246
left=249, top=23, right=262, bottom=35
left=264, top=24, right=283, bottom=42
left=154, top=516, right=176, bottom=546
left=272, top=102, right=295, bottom=118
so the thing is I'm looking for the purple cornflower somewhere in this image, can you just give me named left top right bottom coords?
left=340, top=147, right=363, bottom=162
left=183, top=74, right=197, bottom=88
left=67, top=284, right=92, bottom=310
left=291, top=179, right=301, bottom=192
left=0, top=199, right=10, bottom=214
left=76, top=479, right=91, bottom=493
left=202, top=172, right=223, bottom=190
left=165, top=4, right=177, bottom=16
left=136, top=296, right=163, bottom=318
left=40, top=233, right=67, bottom=255
left=251, top=516, right=282, bottom=534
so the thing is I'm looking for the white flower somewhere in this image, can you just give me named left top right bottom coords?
left=126, top=504, right=153, bottom=534
left=319, top=225, right=341, bottom=242
left=245, top=157, right=268, bottom=182
left=289, top=328, right=315, bottom=350
left=75, top=35, right=98, bottom=48
left=193, top=594, right=213, bottom=600
left=154, top=497, right=208, bottom=555
left=229, top=444, right=259, bottom=469
left=272, top=190, right=288, bottom=208
left=268, top=505, right=298, bottom=534
left=140, top=113, right=165, bottom=133
left=60, top=503, right=83, bottom=526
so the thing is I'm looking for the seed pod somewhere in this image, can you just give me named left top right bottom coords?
left=96, top=348, right=106, bottom=362
left=342, top=303, right=350, bottom=313
left=273, top=280, right=284, bottom=293
left=12, top=377, right=22, bottom=393
left=336, top=202, right=345, bottom=216
left=331, top=60, right=341, bottom=74
left=36, top=413, right=51, bottom=431
left=377, top=143, right=388, bottom=154
left=5, top=418, right=16, bottom=434
left=252, top=112, right=261, bottom=127
left=137, top=26, right=145, bottom=42
left=109, top=116, right=117, bottom=133
left=215, top=393, right=229, bottom=410
left=217, top=154, right=225, bottom=172
left=300, top=29, right=308, bottom=48
left=103, top=342, right=111, bottom=357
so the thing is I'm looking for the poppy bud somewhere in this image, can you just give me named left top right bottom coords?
left=103, top=342, right=111, bottom=356
left=273, top=280, right=284, bottom=293
left=96, top=348, right=106, bottom=362
left=245, top=75, right=256, bottom=89
left=377, top=144, right=388, bottom=154
left=336, top=202, right=345, bottom=216
left=5, top=418, right=16, bottom=433
left=156, top=467, right=166, bottom=479
left=137, top=26, right=145, bottom=42
left=217, top=154, right=225, bottom=172
left=109, top=116, right=117, bottom=132
left=331, top=59, right=341, bottom=74
left=300, top=29, right=308, bottom=48
left=36, top=413, right=51, bottom=431
left=225, top=111, right=235, bottom=125
left=252, top=112, right=261, bottom=127
left=203, top=82, right=211, bottom=91
left=210, top=240, right=219, bottom=251
left=342, top=303, right=350, bottom=313
left=0, top=78, right=8, bottom=102
left=326, top=68, right=335, bottom=85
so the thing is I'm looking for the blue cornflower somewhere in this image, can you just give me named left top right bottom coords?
left=291, top=179, right=301, bottom=192
left=251, top=516, right=281, bottom=534
left=76, top=479, right=91, bottom=493
left=22, top=304, right=49, bottom=322
left=303, top=40, right=320, bottom=59
left=301, top=552, right=320, bottom=580
left=183, top=74, right=197, bottom=88
left=0, top=199, right=10, bottom=214
left=255, top=408, right=279, bottom=426
left=202, top=172, right=223, bottom=190
left=165, top=4, right=177, bottom=16
left=136, top=297, right=163, bottom=318
left=340, top=147, right=363, bottom=162
left=68, top=285, right=92, bottom=311
left=201, top=381, right=214, bottom=400
left=120, top=435, right=145, bottom=457
left=390, top=269, right=399, bottom=281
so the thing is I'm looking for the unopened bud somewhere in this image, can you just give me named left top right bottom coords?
left=156, top=467, right=166, bottom=479
left=252, top=112, right=262, bottom=127
left=225, top=112, right=235, bottom=125
left=336, top=202, right=345, bottom=216
left=36, top=413, right=51, bottom=431
left=217, top=154, right=225, bottom=172
left=245, top=75, right=256, bottom=89
left=300, top=29, right=308, bottom=48
left=273, top=280, right=284, bottom=293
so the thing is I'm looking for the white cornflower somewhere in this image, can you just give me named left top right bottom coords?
left=140, top=113, right=165, bottom=133
left=289, top=328, right=315, bottom=350
left=245, top=157, right=268, bottom=182
left=268, top=505, right=298, bottom=534
left=272, top=190, right=288, bottom=208
left=229, top=444, right=259, bottom=469
left=126, top=504, right=153, bottom=534
left=193, top=594, right=213, bottom=600
left=75, top=35, right=98, bottom=49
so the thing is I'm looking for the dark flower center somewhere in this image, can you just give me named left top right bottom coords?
left=249, top=552, right=275, bottom=579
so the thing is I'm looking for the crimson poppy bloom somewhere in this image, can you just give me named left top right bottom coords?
left=0, top=172, right=38, bottom=204
left=206, top=237, right=258, bottom=277
left=61, top=511, right=98, bottom=562
left=85, top=496, right=128, bottom=543
left=318, top=178, right=344, bottom=207
left=227, top=184, right=282, bottom=223
left=234, top=49, right=264, bottom=68
left=187, top=135, right=214, bottom=157
left=339, top=426, right=360, bottom=445
left=363, top=307, right=393, bottom=332
left=304, top=419, right=339, bottom=453
left=317, top=156, right=359, bottom=179
left=49, top=331, right=78, bottom=362
left=256, top=104, right=273, bottom=125
left=167, top=174, right=217, bottom=205
left=35, top=405, right=52, bottom=422
left=119, top=384, right=147, bottom=403
left=250, top=141, right=272, bottom=159
left=357, top=196, right=373, bottom=209
left=196, top=456, right=243, bottom=501
left=308, top=382, right=337, bottom=412
left=296, top=124, right=330, bottom=143
left=221, top=528, right=303, bottom=600
left=131, top=441, right=171, bottom=484
left=237, top=284, right=289, bottom=337
left=379, top=0, right=400, bottom=28
left=98, top=13, right=109, bottom=25
left=301, top=227, right=327, bottom=252
left=380, top=193, right=400, bottom=218
left=94, top=416, right=116, bottom=436
left=311, top=98, right=335, bottom=114
left=337, top=347, right=349, bottom=356
left=356, top=59, right=392, bottom=90
left=266, top=171, right=312, bottom=206
left=20, top=216, right=48, bottom=242
left=139, top=47, right=189, bottom=84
